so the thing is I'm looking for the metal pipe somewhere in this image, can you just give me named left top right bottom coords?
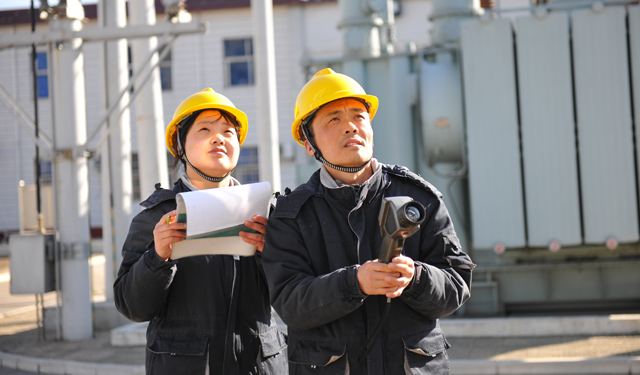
left=49, top=11, right=93, bottom=340
left=301, top=44, right=457, bottom=68
left=480, top=0, right=637, bottom=14
left=251, top=0, right=281, bottom=192
left=84, top=34, right=175, bottom=149
left=85, top=32, right=171, bottom=149
left=98, top=0, right=132, bottom=302
left=30, top=0, right=43, bottom=233
left=11, top=32, right=23, bottom=187
left=129, top=0, right=170, bottom=198
left=0, top=83, right=53, bottom=151
left=337, top=0, right=382, bottom=58
left=90, top=35, right=177, bottom=153
left=0, top=20, right=207, bottom=49
left=48, top=40, right=62, bottom=342
left=31, top=1, right=45, bottom=340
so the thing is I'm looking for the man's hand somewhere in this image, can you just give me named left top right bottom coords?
left=357, top=255, right=415, bottom=298
left=357, top=259, right=400, bottom=296
left=385, top=255, right=415, bottom=298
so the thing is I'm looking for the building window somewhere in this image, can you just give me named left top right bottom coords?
left=131, top=153, right=141, bottom=201
left=35, top=52, right=48, bottom=98
left=233, top=147, right=259, bottom=184
left=38, top=160, right=52, bottom=185
left=224, top=38, right=254, bottom=86
left=159, top=48, right=172, bottom=91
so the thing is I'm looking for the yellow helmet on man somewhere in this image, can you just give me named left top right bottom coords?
left=165, top=88, right=248, bottom=157
left=291, top=68, right=378, bottom=146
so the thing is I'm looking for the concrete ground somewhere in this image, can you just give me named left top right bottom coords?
left=1, top=307, right=639, bottom=374
left=1, top=307, right=639, bottom=363
left=0, top=255, right=639, bottom=374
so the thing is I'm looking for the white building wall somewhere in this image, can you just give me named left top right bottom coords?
left=0, top=0, right=437, bottom=234
left=0, top=23, right=55, bottom=233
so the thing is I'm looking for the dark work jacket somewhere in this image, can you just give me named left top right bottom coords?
left=262, top=164, right=474, bottom=375
left=114, top=180, right=287, bottom=375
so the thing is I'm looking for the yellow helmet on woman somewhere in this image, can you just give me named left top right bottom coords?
left=291, top=68, right=379, bottom=146
left=165, top=88, right=248, bottom=157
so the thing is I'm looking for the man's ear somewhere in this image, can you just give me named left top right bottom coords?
left=304, top=140, right=315, bottom=157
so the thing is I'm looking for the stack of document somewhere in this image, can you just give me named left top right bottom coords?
left=171, top=181, right=272, bottom=259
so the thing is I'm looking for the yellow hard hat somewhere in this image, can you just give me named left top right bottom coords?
left=291, top=68, right=379, bottom=146
left=165, top=88, right=248, bottom=157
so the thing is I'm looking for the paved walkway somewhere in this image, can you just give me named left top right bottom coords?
left=1, top=307, right=639, bottom=374
left=1, top=256, right=640, bottom=374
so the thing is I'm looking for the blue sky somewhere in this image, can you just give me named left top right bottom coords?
left=0, top=1, right=97, bottom=11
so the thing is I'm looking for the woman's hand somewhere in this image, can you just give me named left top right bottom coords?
left=153, top=210, right=187, bottom=261
left=240, top=215, right=268, bottom=252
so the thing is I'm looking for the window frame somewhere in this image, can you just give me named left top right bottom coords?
left=232, top=146, right=260, bottom=184
left=223, top=38, right=255, bottom=87
left=127, top=45, right=172, bottom=92
left=34, top=52, right=49, bottom=99
left=159, top=47, right=173, bottom=91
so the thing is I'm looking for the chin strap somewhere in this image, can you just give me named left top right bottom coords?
left=177, top=134, right=229, bottom=183
left=301, top=121, right=370, bottom=173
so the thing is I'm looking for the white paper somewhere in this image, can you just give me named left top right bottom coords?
left=171, top=181, right=272, bottom=259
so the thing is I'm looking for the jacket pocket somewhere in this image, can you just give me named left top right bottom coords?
left=259, top=329, right=288, bottom=374
left=148, top=332, right=209, bottom=356
left=289, top=340, right=347, bottom=374
left=259, top=328, right=287, bottom=357
left=402, top=330, right=450, bottom=375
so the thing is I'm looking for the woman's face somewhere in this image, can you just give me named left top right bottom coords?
left=183, top=109, right=240, bottom=179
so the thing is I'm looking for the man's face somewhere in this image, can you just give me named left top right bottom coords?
left=305, top=98, right=374, bottom=168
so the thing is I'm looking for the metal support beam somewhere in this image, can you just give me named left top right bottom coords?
left=129, top=0, right=170, bottom=198
left=251, top=0, right=281, bottom=192
left=0, top=83, right=53, bottom=152
left=49, top=14, right=93, bottom=341
left=98, top=0, right=132, bottom=302
left=88, top=35, right=177, bottom=153
left=0, top=21, right=207, bottom=49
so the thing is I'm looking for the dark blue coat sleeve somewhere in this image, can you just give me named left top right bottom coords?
left=113, top=200, right=179, bottom=322
left=399, top=190, right=475, bottom=320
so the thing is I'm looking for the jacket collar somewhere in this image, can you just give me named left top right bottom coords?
left=319, top=158, right=382, bottom=189
left=318, top=158, right=386, bottom=210
left=176, top=164, right=240, bottom=192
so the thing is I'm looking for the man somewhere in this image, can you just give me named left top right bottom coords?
left=262, top=68, right=474, bottom=374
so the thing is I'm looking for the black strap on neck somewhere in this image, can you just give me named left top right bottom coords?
left=177, top=134, right=229, bottom=183
left=301, top=121, right=371, bottom=173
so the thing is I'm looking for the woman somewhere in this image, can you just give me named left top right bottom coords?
left=114, top=88, right=287, bottom=375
